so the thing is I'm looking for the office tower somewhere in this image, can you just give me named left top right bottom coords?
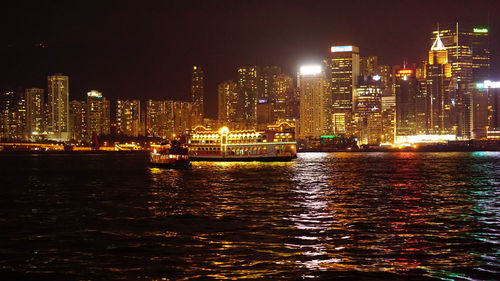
left=86, top=90, right=110, bottom=137
left=381, top=96, right=396, bottom=143
left=25, top=88, right=45, bottom=138
left=415, top=63, right=428, bottom=134
left=146, top=100, right=174, bottom=139
left=432, top=23, right=490, bottom=83
left=298, top=65, right=329, bottom=139
left=237, top=66, right=260, bottom=124
left=191, top=66, right=204, bottom=126
left=326, top=45, right=360, bottom=114
left=285, top=87, right=300, bottom=120
left=353, top=76, right=383, bottom=145
left=426, top=35, right=453, bottom=134
left=116, top=100, right=142, bottom=137
left=473, top=80, right=500, bottom=139
left=360, top=56, right=378, bottom=76
left=256, top=100, right=274, bottom=126
left=377, top=65, right=395, bottom=96
left=471, top=27, right=490, bottom=82
left=432, top=23, right=490, bottom=138
left=395, top=68, right=417, bottom=136
left=47, top=74, right=70, bottom=140
left=218, top=80, right=240, bottom=123
left=69, top=100, right=87, bottom=141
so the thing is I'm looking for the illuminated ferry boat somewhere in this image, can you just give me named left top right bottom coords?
left=150, top=140, right=191, bottom=168
left=188, top=122, right=297, bottom=161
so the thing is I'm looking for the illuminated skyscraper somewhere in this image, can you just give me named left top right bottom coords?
left=0, top=91, right=16, bottom=139
left=69, top=100, right=87, bottom=141
left=270, top=74, right=293, bottom=121
left=86, top=90, right=110, bottom=137
left=173, top=101, right=195, bottom=136
left=237, top=66, right=260, bottom=124
left=218, top=80, right=240, bottom=123
left=353, top=76, right=383, bottom=145
left=431, top=23, right=490, bottom=138
left=471, top=27, right=490, bottom=82
left=326, top=45, right=360, bottom=114
left=360, top=56, right=378, bottom=76
left=191, top=66, right=204, bottom=126
left=146, top=100, right=174, bottom=139
left=116, top=100, right=142, bottom=137
left=431, top=23, right=490, bottom=83
left=47, top=74, right=70, bottom=140
left=473, top=81, right=500, bottom=139
left=395, top=68, right=417, bottom=136
left=298, top=65, right=329, bottom=139
left=25, top=88, right=45, bottom=138
left=426, top=35, right=453, bottom=133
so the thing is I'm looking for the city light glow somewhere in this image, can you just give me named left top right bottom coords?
left=300, top=65, right=322, bottom=75
left=396, top=135, right=456, bottom=144
left=476, top=80, right=500, bottom=89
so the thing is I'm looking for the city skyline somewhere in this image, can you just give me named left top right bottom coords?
left=2, top=0, right=500, bottom=117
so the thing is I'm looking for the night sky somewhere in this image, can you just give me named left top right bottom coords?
left=2, top=0, right=499, bottom=117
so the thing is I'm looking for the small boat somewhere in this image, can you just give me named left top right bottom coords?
left=150, top=140, right=191, bottom=168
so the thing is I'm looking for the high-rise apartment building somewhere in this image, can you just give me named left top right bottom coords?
left=25, top=88, right=45, bottom=138
left=237, top=66, right=260, bottom=124
left=298, top=65, right=329, bottom=139
left=47, top=74, right=70, bottom=140
left=116, top=100, right=142, bottom=137
left=146, top=100, right=174, bottom=139
left=69, top=100, right=87, bottom=141
left=218, top=80, right=240, bottom=123
left=86, top=90, right=110, bottom=137
left=191, top=66, right=204, bottom=127
left=270, top=74, right=293, bottom=121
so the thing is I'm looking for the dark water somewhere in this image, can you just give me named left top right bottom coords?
left=0, top=152, right=499, bottom=280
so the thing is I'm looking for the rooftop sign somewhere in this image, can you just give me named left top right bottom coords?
left=473, top=27, right=488, bottom=33
left=331, top=46, right=353, bottom=52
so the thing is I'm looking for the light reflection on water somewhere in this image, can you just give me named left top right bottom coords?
left=0, top=152, right=499, bottom=280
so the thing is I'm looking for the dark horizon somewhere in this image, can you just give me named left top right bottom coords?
left=2, top=0, right=500, bottom=117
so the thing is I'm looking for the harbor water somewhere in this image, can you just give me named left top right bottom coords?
left=0, top=152, right=499, bottom=280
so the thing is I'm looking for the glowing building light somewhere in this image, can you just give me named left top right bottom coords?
left=476, top=80, right=500, bottom=89
left=87, top=90, right=102, bottom=98
left=331, top=46, right=353, bottom=52
left=372, top=75, right=381, bottom=81
left=300, top=65, right=322, bottom=75
left=219, top=126, right=229, bottom=135
left=473, top=27, right=488, bottom=33
left=396, top=134, right=456, bottom=144
left=398, top=69, right=413, bottom=75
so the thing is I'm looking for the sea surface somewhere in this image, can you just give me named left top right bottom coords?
left=0, top=152, right=499, bottom=280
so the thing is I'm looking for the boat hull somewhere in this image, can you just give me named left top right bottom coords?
left=190, top=155, right=295, bottom=162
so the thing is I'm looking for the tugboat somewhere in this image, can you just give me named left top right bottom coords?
left=150, top=140, right=191, bottom=168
